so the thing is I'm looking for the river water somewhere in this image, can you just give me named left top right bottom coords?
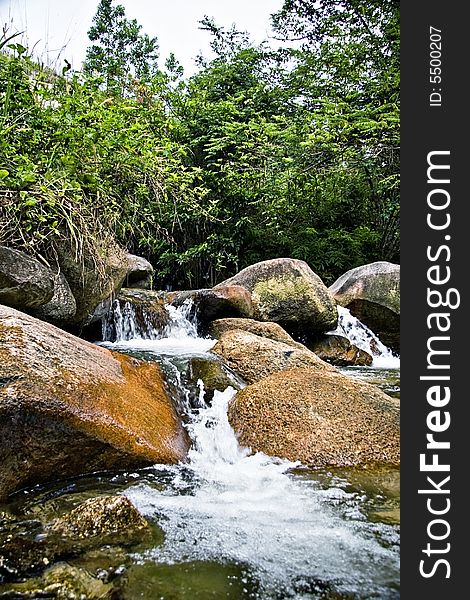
left=97, top=300, right=400, bottom=599
left=1, top=302, right=400, bottom=599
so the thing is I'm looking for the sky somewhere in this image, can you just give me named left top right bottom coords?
left=0, top=0, right=284, bottom=76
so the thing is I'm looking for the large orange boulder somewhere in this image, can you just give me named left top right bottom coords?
left=228, top=367, right=400, bottom=467
left=0, top=305, right=189, bottom=501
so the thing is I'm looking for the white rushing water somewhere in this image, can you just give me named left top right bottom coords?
left=125, top=387, right=399, bottom=598
left=101, top=299, right=400, bottom=598
left=328, top=306, right=400, bottom=369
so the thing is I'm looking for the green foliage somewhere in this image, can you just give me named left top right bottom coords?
left=0, top=0, right=399, bottom=290
left=83, top=0, right=159, bottom=95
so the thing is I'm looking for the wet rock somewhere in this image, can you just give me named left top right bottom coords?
left=187, top=357, right=245, bottom=403
left=209, top=318, right=305, bottom=350
left=228, top=367, right=400, bottom=467
left=31, top=272, right=77, bottom=326
left=170, top=286, right=254, bottom=325
left=211, top=329, right=334, bottom=385
left=102, top=289, right=170, bottom=341
left=215, top=258, right=337, bottom=336
left=48, top=496, right=150, bottom=547
left=0, top=246, right=54, bottom=310
left=307, top=334, right=372, bottom=366
left=0, top=305, right=190, bottom=501
left=329, top=262, right=400, bottom=353
left=125, top=254, right=154, bottom=289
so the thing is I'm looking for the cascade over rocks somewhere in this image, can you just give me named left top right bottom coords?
left=329, top=261, right=400, bottom=352
left=211, top=329, right=334, bottom=385
left=0, top=246, right=55, bottom=310
left=0, top=304, right=190, bottom=501
left=228, top=367, right=400, bottom=467
left=214, top=258, right=337, bottom=336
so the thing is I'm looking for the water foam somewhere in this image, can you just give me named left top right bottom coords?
left=329, top=306, right=400, bottom=368
left=125, top=388, right=399, bottom=598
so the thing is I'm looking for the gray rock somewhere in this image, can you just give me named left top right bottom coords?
left=329, top=262, right=400, bottom=352
left=0, top=246, right=54, bottom=309
left=31, top=271, right=76, bottom=325
left=125, top=253, right=154, bottom=288
left=56, top=237, right=129, bottom=327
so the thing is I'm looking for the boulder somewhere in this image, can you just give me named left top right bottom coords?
left=209, top=318, right=304, bottom=349
left=170, top=286, right=254, bottom=325
left=228, top=367, right=400, bottom=467
left=211, top=329, right=334, bottom=385
left=0, top=246, right=55, bottom=309
left=307, top=334, right=373, bottom=366
left=56, top=237, right=129, bottom=327
left=329, top=262, right=400, bottom=352
left=0, top=304, right=190, bottom=501
left=125, top=253, right=154, bottom=288
left=214, top=258, right=337, bottom=335
left=31, top=271, right=77, bottom=326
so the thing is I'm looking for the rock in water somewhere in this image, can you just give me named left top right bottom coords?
left=329, top=261, right=400, bottom=353
left=48, top=495, right=150, bottom=545
left=307, top=334, right=373, bottom=366
left=209, top=318, right=304, bottom=349
left=228, top=367, right=400, bottom=467
left=214, top=258, right=337, bottom=336
left=0, top=304, right=190, bottom=501
left=211, top=329, right=334, bottom=385
left=0, top=246, right=55, bottom=309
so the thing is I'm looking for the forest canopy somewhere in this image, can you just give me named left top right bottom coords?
left=0, top=0, right=399, bottom=288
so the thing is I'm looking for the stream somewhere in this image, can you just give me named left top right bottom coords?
left=1, top=302, right=400, bottom=599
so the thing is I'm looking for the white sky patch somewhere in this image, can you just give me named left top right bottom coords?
left=0, top=0, right=284, bottom=76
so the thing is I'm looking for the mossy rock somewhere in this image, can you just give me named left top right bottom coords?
left=215, top=258, right=337, bottom=336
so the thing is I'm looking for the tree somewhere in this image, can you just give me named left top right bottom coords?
left=83, top=0, right=159, bottom=95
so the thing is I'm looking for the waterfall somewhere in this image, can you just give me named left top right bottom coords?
left=98, top=296, right=399, bottom=598
left=125, top=385, right=399, bottom=599
left=329, top=306, right=400, bottom=368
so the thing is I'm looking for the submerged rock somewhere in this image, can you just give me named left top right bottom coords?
left=307, top=334, right=373, bottom=366
left=0, top=304, right=190, bottom=501
left=228, top=367, right=400, bottom=467
left=211, top=329, right=334, bottom=385
left=48, top=495, right=150, bottom=546
left=214, top=258, right=337, bottom=336
left=329, top=261, right=400, bottom=353
left=0, top=246, right=55, bottom=310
